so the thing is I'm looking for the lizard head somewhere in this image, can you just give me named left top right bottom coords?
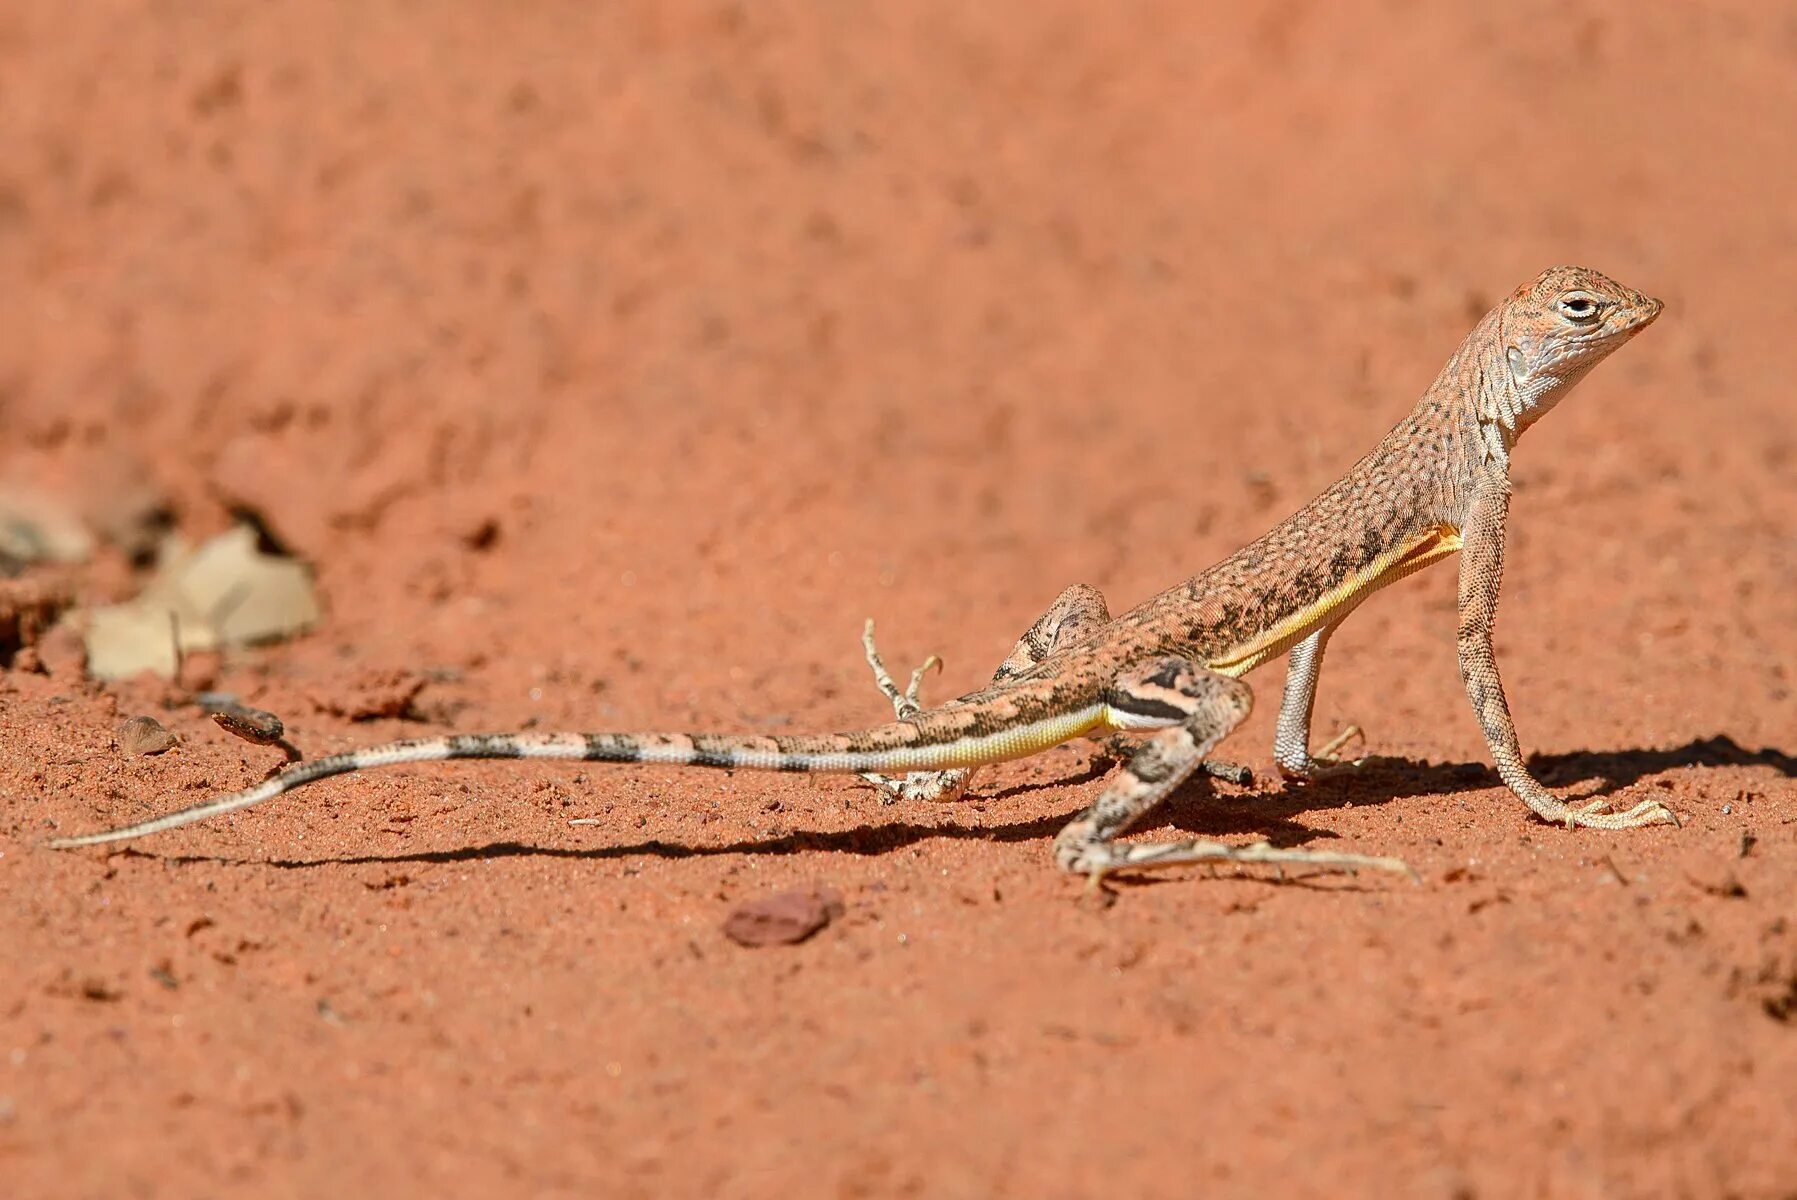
left=1494, top=265, right=1663, bottom=431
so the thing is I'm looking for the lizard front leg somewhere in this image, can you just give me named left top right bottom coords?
left=1457, top=483, right=1676, bottom=830
left=1052, top=658, right=1411, bottom=881
left=860, top=583, right=1113, bottom=804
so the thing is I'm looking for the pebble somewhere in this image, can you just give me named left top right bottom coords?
left=116, top=715, right=177, bottom=756
left=722, top=887, right=845, bottom=947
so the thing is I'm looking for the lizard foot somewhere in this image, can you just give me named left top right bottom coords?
left=1202, top=759, right=1254, bottom=786
left=860, top=618, right=941, bottom=720
left=1278, top=725, right=1401, bottom=782
left=1553, top=795, right=1681, bottom=831
left=856, top=620, right=974, bottom=805
left=858, top=769, right=971, bottom=805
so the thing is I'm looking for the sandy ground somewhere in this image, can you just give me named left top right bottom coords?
left=3, top=2, right=1796, bottom=1196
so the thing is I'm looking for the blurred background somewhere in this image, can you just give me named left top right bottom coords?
left=5, top=2, right=1789, bottom=688
left=4, top=3, right=1794, bottom=1196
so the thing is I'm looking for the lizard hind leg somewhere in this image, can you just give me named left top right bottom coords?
left=858, top=583, right=1112, bottom=805
left=1053, top=658, right=1412, bottom=882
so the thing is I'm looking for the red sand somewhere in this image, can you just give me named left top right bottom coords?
left=4, top=3, right=1795, bottom=1196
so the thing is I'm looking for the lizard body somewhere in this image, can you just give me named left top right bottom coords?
left=49, top=266, right=1677, bottom=878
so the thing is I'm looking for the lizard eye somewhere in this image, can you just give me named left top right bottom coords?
left=1557, top=292, right=1602, bottom=324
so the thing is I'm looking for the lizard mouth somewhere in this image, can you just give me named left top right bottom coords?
left=1602, top=301, right=1661, bottom=344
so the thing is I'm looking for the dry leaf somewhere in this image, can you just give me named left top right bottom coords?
left=82, top=525, right=321, bottom=679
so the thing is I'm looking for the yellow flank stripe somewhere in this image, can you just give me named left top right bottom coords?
left=841, top=705, right=1109, bottom=773
left=1206, top=525, right=1463, bottom=678
left=927, top=705, right=1108, bottom=768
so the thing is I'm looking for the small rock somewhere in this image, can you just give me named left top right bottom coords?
left=79, top=977, right=123, bottom=1002
left=723, top=887, right=845, bottom=947
left=117, top=714, right=178, bottom=756
left=461, top=518, right=501, bottom=551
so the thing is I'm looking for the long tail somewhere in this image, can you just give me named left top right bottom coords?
left=47, top=698, right=1109, bottom=848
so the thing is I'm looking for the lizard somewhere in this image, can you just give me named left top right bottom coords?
left=47, top=265, right=1678, bottom=881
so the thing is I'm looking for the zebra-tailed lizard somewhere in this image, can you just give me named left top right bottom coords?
left=48, top=266, right=1678, bottom=880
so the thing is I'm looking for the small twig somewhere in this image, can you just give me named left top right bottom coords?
left=168, top=610, right=186, bottom=685
left=1601, top=853, right=1630, bottom=886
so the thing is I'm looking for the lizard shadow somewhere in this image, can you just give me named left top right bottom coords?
left=1525, top=734, right=1794, bottom=792
left=1164, top=733, right=1794, bottom=842
left=144, top=734, right=1787, bottom=870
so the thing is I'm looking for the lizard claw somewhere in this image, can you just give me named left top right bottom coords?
left=1554, top=795, right=1679, bottom=831
left=1279, top=756, right=1395, bottom=783
left=1616, top=798, right=1680, bottom=828
left=858, top=771, right=908, bottom=805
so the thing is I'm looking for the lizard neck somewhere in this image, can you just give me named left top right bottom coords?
left=1451, top=301, right=1611, bottom=469
left=1425, top=308, right=1523, bottom=470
